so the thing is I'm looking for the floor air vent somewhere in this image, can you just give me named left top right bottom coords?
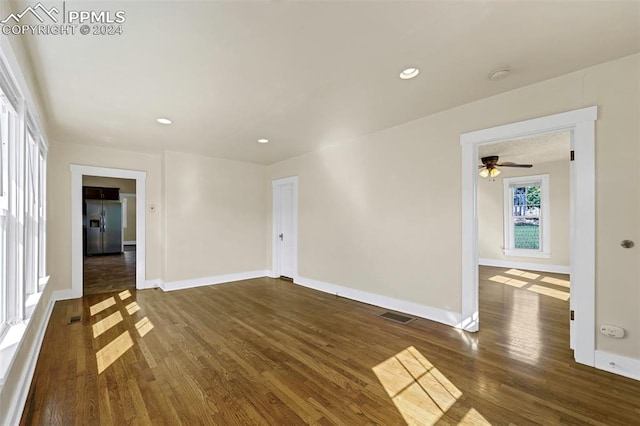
left=379, top=311, right=415, bottom=324
left=67, top=315, right=82, bottom=324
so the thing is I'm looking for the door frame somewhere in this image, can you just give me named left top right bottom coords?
left=271, top=176, right=298, bottom=279
left=70, top=165, right=146, bottom=298
left=459, top=106, right=597, bottom=367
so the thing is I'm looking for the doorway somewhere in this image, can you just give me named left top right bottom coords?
left=70, top=165, right=147, bottom=298
left=272, top=176, right=298, bottom=279
left=82, top=176, right=136, bottom=295
left=476, top=131, right=573, bottom=361
left=460, top=106, right=597, bottom=367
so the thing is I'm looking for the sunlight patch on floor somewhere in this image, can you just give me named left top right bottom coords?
left=527, top=284, right=570, bottom=301
left=90, top=292, right=155, bottom=374
left=135, top=317, right=154, bottom=337
left=90, top=297, right=116, bottom=316
left=540, top=276, right=570, bottom=288
left=460, top=407, right=491, bottom=424
left=96, top=330, right=134, bottom=373
left=92, top=311, right=123, bottom=338
left=508, top=291, right=541, bottom=364
left=489, top=275, right=528, bottom=288
left=504, top=269, right=540, bottom=280
left=489, top=271, right=571, bottom=302
left=126, top=301, right=140, bottom=315
left=118, top=289, right=132, bottom=300
left=454, top=328, right=478, bottom=352
left=373, top=346, right=490, bottom=425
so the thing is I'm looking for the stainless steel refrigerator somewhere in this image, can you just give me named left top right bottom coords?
left=86, top=200, right=122, bottom=255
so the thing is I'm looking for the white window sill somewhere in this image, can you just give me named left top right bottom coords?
left=504, top=249, right=551, bottom=259
left=0, top=285, right=46, bottom=390
left=0, top=319, right=29, bottom=389
left=38, top=275, right=50, bottom=293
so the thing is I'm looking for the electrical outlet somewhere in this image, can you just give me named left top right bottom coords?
left=599, top=324, right=624, bottom=338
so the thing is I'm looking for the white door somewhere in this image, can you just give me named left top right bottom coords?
left=273, top=177, right=297, bottom=279
left=278, top=183, right=295, bottom=278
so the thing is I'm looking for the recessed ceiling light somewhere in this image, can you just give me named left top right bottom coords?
left=257, top=138, right=269, bottom=144
left=399, top=67, right=420, bottom=80
left=156, top=118, right=172, bottom=125
left=489, top=67, right=511, bottom=81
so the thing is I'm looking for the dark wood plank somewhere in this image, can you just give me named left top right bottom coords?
left=83, top=250, right=135, bottom=296
left=20, top=267, right=640, bottom=425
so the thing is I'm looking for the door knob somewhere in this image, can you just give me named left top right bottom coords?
left=279, top=233, right=284, bottom=241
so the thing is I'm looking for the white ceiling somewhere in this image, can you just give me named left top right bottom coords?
left=14, top=1, right=640, bottom=165
left=479, top=131, right=571, bottom=166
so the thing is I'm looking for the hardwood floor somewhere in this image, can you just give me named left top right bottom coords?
left=21, top=267, right=640, bottom=425
left=83, top=249, right=136, bottom=295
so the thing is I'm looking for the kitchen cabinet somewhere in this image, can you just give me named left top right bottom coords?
left=83, top=186, right=120, bottom=200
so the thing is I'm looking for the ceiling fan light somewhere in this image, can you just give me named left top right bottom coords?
left=479, top=167, right=490, bottom=178
left=490, top=168, right=501, bottom=177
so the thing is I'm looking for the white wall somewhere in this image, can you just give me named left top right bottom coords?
left=123, top=194, right=137, bottom=242
left=267, top=129, right=462, bottom=312
left=590, top=55, right=640, bottom=358
left=267, top=53, right=640, bottom=359
left=162, top=151, right=267, bottom=282
left=47, top=145, right=269, bottom=287
left=478, top=160, right=570, bottom=268
left=47, top=142, right=164, bottom=289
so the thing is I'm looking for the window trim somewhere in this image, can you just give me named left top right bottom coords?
left=0, top=47, right=49, bottom=388
left=37, top=145, right=47, bottom=290
left=0, top=103, right=8, bottom=211
left=503, top=174, right=550, bottom=258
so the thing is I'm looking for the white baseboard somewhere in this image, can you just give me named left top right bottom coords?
left=161, top=270, right=269, bottom=292
left=594, top=350, right=640, bottom=381
left=294, top=276, right=461, bottom=328
left=266, top=270, right=278, bottom=278
left=479, top=258, right=570, bottom=274
left=123, top=241, right=136, bottom=245
left=51, top=289, right=75, bottom=301
left=3, top=289, right=67, bottom=425
left=140, top=279, right=162, bottom=290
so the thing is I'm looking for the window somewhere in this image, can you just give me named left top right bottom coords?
left=0, top=49, right=48, bottom=387
left=0, top=107, right=6, bottom=333
left=0, top=57, right=48, bottom=347
left=38, top=147, right=47, bottom=290
left=0, top=104, right=7, bottom=211
left=503, top=175, right=550, bottom=258
left=0, top=96, right=16, bottom=337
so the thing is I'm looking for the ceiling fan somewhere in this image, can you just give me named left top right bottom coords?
left=479, top=155, right=532, bottom=178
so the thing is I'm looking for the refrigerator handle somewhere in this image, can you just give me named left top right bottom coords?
left=101, top=213, right=105, bottom=232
